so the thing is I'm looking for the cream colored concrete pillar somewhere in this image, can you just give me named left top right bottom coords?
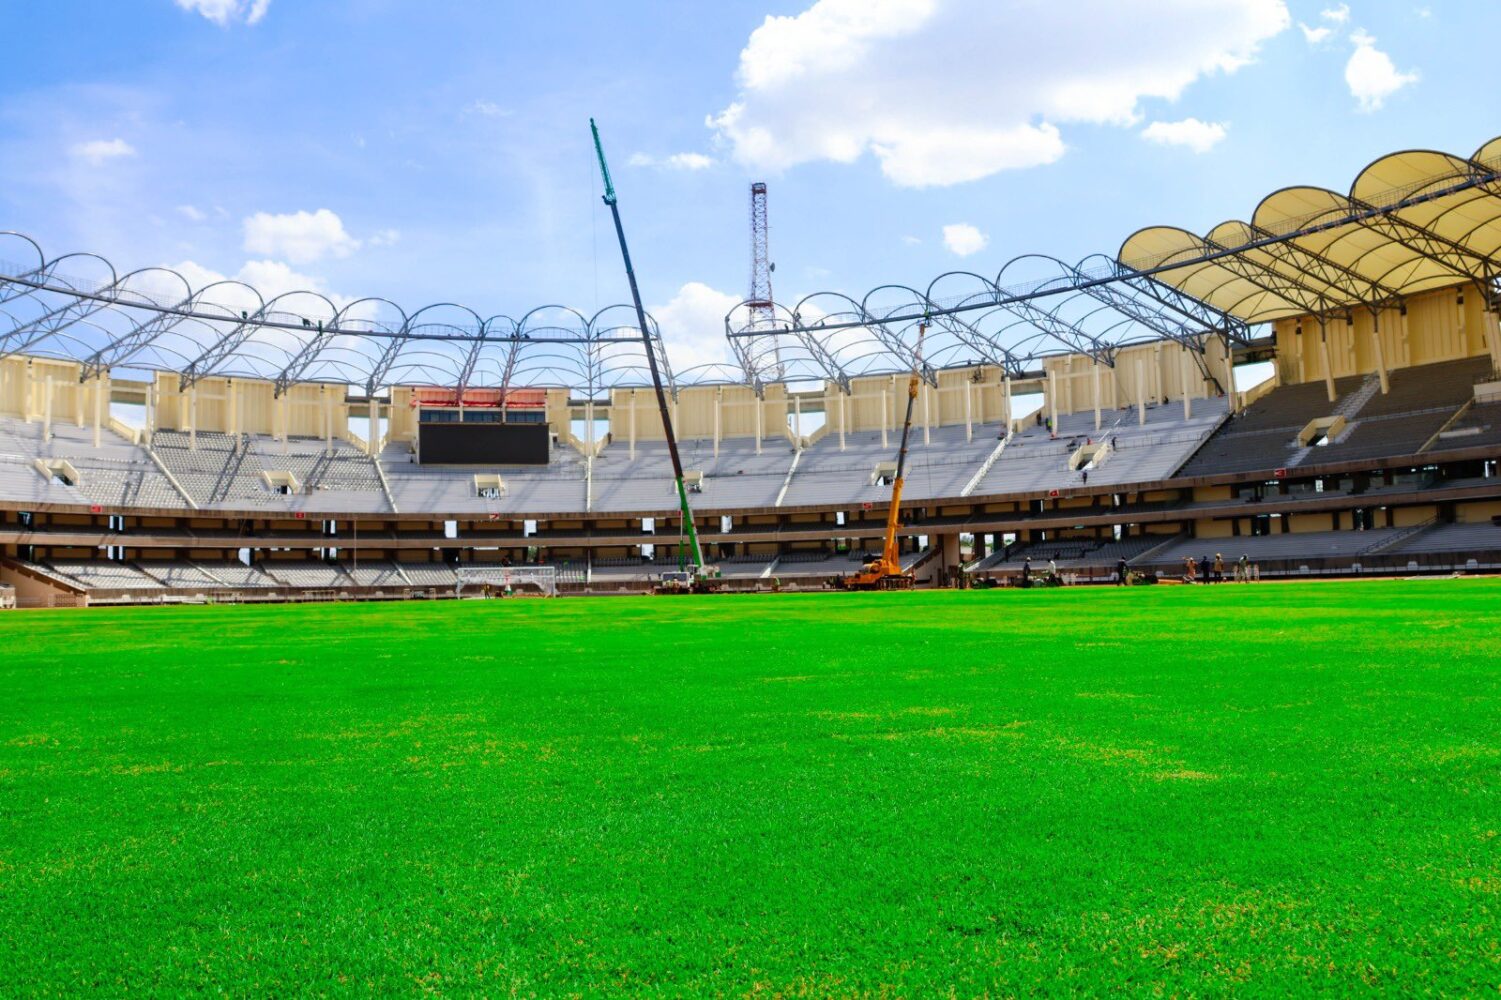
left=1092, top=361, right=1102, bottom=432
left=1136, top=357, right=1146, bottom=426
left=369, top=397, right=379, bottom=456
left=838, top=391, right=847, bottom=451
left=1179, top=348, right=1192, bottom=420
left=629, top=390, right=638, bottom=459
left=1371, top=309, right=1390, bottom=394
left=1002, top=375, right=1013, bottom=432
left=793, top=394, right=802, bottom=442
left=755, top=394, right=763, bottom=455
left=1318, top=324, right=1337, bottom=403
left=712, top=388, right=720, bottom=459
left=921, top=383, right=930, bottom=446
left=23, top=363, right=34, bottom=424
left=1484, top=308, right=1501, bottom=375
left=42, top=376, right=53, bottom=442
left=880, top=388, right=889, bottom=449
left=92, top=375, right=104, bottom=448
left=1048, top=369, right=1058, bottom=433
left=144, top=380, right=157, bottom=446
left=963, top=377, right=972, bottom=442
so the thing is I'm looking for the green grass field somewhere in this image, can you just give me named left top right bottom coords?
left=2, top=580, right=1499, bottom=995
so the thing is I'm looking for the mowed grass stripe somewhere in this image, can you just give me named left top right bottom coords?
left=0, top=580, right=1498, bottom=994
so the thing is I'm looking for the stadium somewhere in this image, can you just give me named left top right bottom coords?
left=3, top=138, right=1501, bottom=603
left=4, top=4, right=1501, bottom=994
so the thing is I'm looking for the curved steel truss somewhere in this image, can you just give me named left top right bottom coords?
left=5, top=136, right=1500, bottom=395
left=727, top=134, right=1501, bottom=386
left=0, top=232, right=708, bottom=395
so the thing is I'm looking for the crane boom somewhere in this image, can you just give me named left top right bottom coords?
left=839, top=321, right=926, bottom=591
left=590, top=119, right=704, bottom=573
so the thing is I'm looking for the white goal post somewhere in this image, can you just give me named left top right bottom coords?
left=454, top=565, right=558, bottom=597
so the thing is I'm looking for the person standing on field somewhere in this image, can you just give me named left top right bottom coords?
left=1117, top=556, right=1128, bottom=586
left=1214, top=553, right=1225, bottom=583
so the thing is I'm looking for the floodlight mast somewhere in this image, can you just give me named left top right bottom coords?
left=590, top=119, right=704, bottom=573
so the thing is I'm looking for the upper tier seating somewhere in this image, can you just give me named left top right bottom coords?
left=973, top=399, right=1228, bottom=496
left=781, top=422, right=1005, bottom=509
left=154, top=431, right=390, bottom=512
left=1180, top=357, right=1491, bottom=477
left=0, top=416, right=182, bottom=508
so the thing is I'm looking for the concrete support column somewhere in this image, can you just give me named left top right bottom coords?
left=1223, top=335, right=1238, bottom=414
left=1485, top=307, right=1501, bottom=376
left=963, top=377, right=972, bottom=442
left=629, top=390, right=637, bottom=459
left=23, top=363, right=34, bottom=423
left=755, top=395, right=763, bottom=455
left=921, top=383, right=930, bottom=446
left=938, top=532, right=962, bottom=587
left=880, top=388, right=889, bottom=449
left=1179, top=348, right=1192, bottom=420
left=144, top=380, right=156, bottom=447
left=793, top=394, right=802, bottom=442
left=1318, top=320, right=1337, bottom=403
left=1371, top=309, right=1391, bottom=394
left=74, top=378, right=84, bottom=427
left=585, top=399, right=595, bottom=456
left=279, top=392, right=289, bottom=452
left=1002, top=375, right=1013, bottom=432
left=838, top=391, right=846, bottom=451
left=323, top=389, right=333, bottom=457
left=42, top=375, right=53, bottom=442
left=189, top=385, right=198, bottom=450
left=1136, top=357, right=1147, bottom=426
left=1092, top=361, right=1102, bottom=432
left=1048, top=369, right=1059, bottom=433
left=369, top=397, right=379, bottom=456
left=711, top=389, right=720, bottom=459
left=93, top=375, right=104, bottom=448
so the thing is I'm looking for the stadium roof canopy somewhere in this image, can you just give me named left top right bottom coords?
left=3, top=135, right=1500, bottom=395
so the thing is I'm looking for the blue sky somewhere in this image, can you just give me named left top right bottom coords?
left=0, top=0, right=1486, bottom=369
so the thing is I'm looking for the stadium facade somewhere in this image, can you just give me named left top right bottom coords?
left=2, top=139, right=1500, bottom=605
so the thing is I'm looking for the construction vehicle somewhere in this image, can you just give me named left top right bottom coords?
left=837, top=322, right=928, bottom=591
left=590, top=119, right=718, bottom=594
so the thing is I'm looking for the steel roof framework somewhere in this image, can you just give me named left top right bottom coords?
left=3, top=136, right=1501, bottom=395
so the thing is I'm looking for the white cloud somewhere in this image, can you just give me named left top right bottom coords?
left=649, top=282, right=741, bottom=370
left=1345, top=29, right=1419, bottom=111
left=71, top=138, right=136, bottom=165
left=1320, top=3, right=1350, bottom=23
left=1298, top=22, right=1332, bottom=43
left=942, top=223, right=989, bottom=257
left=172, top=258, right=362, bottom=315
left=709, top=0, right=1289, bottom=187
left=177, top=204, right=207, bottom=223
left=368, top=228, right=401, bottom=247
left=627, top=152, right=717, bottom=171
left=467, top=100, right=511, bottom=118
left=1140, top=117, right=1228, bottom=153
left=243, top=208, right=361, bottom=264
left=901, top=235, right=922, bottom=246
left=174, top=0, right=270, bottom=26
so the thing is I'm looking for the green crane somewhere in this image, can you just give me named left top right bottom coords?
left=590, top=119, right=706, bottom=577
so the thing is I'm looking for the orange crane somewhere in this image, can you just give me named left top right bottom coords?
left=838, top=321, right=927, bottom=591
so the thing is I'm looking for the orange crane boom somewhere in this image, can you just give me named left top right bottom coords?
left=839, top=322, right=926, bottom=591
